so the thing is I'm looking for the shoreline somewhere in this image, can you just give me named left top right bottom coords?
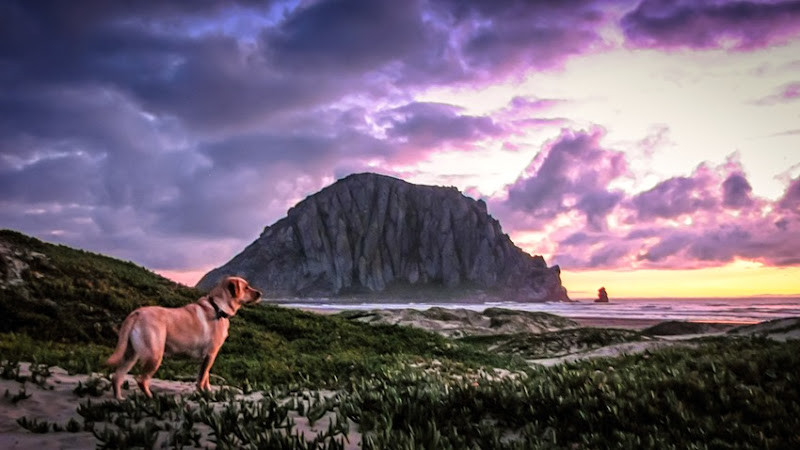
left=287, top=305, right=760, bottom=330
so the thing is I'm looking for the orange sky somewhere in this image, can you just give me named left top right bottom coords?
left=562, top=261, right=800, bottom=299
left=159, top=260, right=800, bottom=299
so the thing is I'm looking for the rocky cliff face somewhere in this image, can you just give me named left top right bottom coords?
left=197, top=173, right=569, bottom=301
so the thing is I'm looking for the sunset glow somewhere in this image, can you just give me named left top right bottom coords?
left=563, top=262, right=800, bottom=299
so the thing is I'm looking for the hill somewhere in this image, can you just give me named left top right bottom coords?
left=0, top=229, right=517, bottom=386
left=0, top=229, right=199, bottom=343
left=198, top=173, right=569, bottom=301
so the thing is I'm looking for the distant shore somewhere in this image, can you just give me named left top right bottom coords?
left=288, top=306, right=756, bottom=331
left=278, top=296, right=800, bottom=327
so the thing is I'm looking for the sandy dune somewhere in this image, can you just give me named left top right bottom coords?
left=1, top=363, right=360, bottom=450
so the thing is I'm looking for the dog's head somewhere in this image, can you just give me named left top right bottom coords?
left=208, top=276, right=262, bottom=317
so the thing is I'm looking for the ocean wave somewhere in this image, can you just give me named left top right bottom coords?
left=281, top=297, right=800, bottom=323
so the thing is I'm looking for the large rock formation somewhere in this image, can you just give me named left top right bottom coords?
left=197, top=173, right=569, bottom=301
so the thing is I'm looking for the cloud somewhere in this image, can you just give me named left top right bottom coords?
left=779, top=177, right=800, bottom=212
left=262, top=0, right=431, bottom=75
left=622, top=0, right=800, bottom=50
left=513, top=156, right=800, bottom=269
left=380, top=102, right=504, bottom=149
left=629, top=164, right=718, bottom=220
left=504, top=129, right=628, bottom=230
left=722, top=172, right=754, bottom=208
left=756, top=82, right=800, bottom=105
left=434, top=0, right=610, bottom=75
left=0, top=0, right=796, bottom=278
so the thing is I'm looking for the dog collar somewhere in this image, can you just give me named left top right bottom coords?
left=207, top=297, right=230, bottom=320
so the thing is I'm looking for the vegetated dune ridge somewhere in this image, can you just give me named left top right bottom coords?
left=3, top=229, right=800, bottom=448
left=2, top=318, right=799, bottom=449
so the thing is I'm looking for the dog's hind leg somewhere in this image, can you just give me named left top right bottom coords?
left=112, top=353, right=138, bottom=400
left=136, top=353, right=162, bottom=398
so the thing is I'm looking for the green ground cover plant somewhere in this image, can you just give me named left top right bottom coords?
left=460, top=327, right=645, bottom=359
left=3, top=229, right=799, bottom=448
left=8, top=338, right=798, bottom=449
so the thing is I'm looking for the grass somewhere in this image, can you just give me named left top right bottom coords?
left=3, top=229, right=800, bottom=448
left=0, top=229, right=526, bottom=387
left=0, top=229, right=198, bottom=343
left=460, top=327, right=645, bottom=359
left=0, top=304, right=527, bottom=389
left=337, top=337, right=800, bottom=449
left=9, top=338, right=799, bottom=449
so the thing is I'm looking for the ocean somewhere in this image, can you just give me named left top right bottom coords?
left=279, top=297, right=800, bottom=324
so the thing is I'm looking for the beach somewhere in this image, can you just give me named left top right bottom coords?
left=2, top=303, right=798, bottom=448
left=284, top=296, right=800, bottom=327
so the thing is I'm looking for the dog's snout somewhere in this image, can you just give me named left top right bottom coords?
left=254, top=289, right=262, bottom=300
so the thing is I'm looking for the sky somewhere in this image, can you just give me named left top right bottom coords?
left=1, top=0, right=799, bottom=299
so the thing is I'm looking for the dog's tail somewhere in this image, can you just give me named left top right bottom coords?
left=106, top=312, right=138, bottom=367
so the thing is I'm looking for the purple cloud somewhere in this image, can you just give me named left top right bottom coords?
left=262, top=0, right=432, bottom=75
left=722, top=172, right=754, bottom=209
left=498, top=144, right=800, bottom=270
left=509, top=96, right=565, bottom=112
left=629, top=165, right=718, bottom=220
left=380, top=102, right=503, bottom=149
left=779, top=177, right=800, bottom=212
left=503, top=129, right=628, bottom=231
left=434, top=0, right=610, bottom=75
left=755, top=82, right=800, bottom=105
left=622, top=0, right=800, bottom=50
left=0, top=0, right=796, bottom=278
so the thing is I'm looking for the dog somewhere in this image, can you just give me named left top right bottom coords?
left=106, top=276, right=262, bottom=399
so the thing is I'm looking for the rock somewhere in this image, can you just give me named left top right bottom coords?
left=338, top=307, right=579, bottom=337
left=642, top=321, right=733, bottom=336
left=197, top=173, right=570, bottom=301
left=595, top=287, right=609, bottom=303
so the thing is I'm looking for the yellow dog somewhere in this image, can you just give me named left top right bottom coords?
left=107, top=276, right=261, bottom=399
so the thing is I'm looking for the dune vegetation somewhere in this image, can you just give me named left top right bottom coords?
left=2, top=229, right=799, bottom=448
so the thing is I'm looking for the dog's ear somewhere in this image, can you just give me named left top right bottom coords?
left=227, top=279, right=239, bottom=298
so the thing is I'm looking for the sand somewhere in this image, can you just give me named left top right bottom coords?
left=1, top=364, right=99, bottom=449
left=0, top=363, right=360, bottom=450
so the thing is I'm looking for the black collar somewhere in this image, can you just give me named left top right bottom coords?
left=207, top=297, right=230, bottom=320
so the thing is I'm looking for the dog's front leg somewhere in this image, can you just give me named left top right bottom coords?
left=197, top=350, right=219, bottom=391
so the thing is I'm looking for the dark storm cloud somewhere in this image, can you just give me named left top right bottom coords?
left=381, top=102, right=503, bottom=148
left=262, top=0, right=431, bottom=74
left=433, top=0, right=609, bottom=74
left=504, top=130, right=628, bottom=230
left=0, top=0, right=360, bottom=134
left=0, top=154, right=100, bottom=204
left=622, top=0, right=800, bottom=50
